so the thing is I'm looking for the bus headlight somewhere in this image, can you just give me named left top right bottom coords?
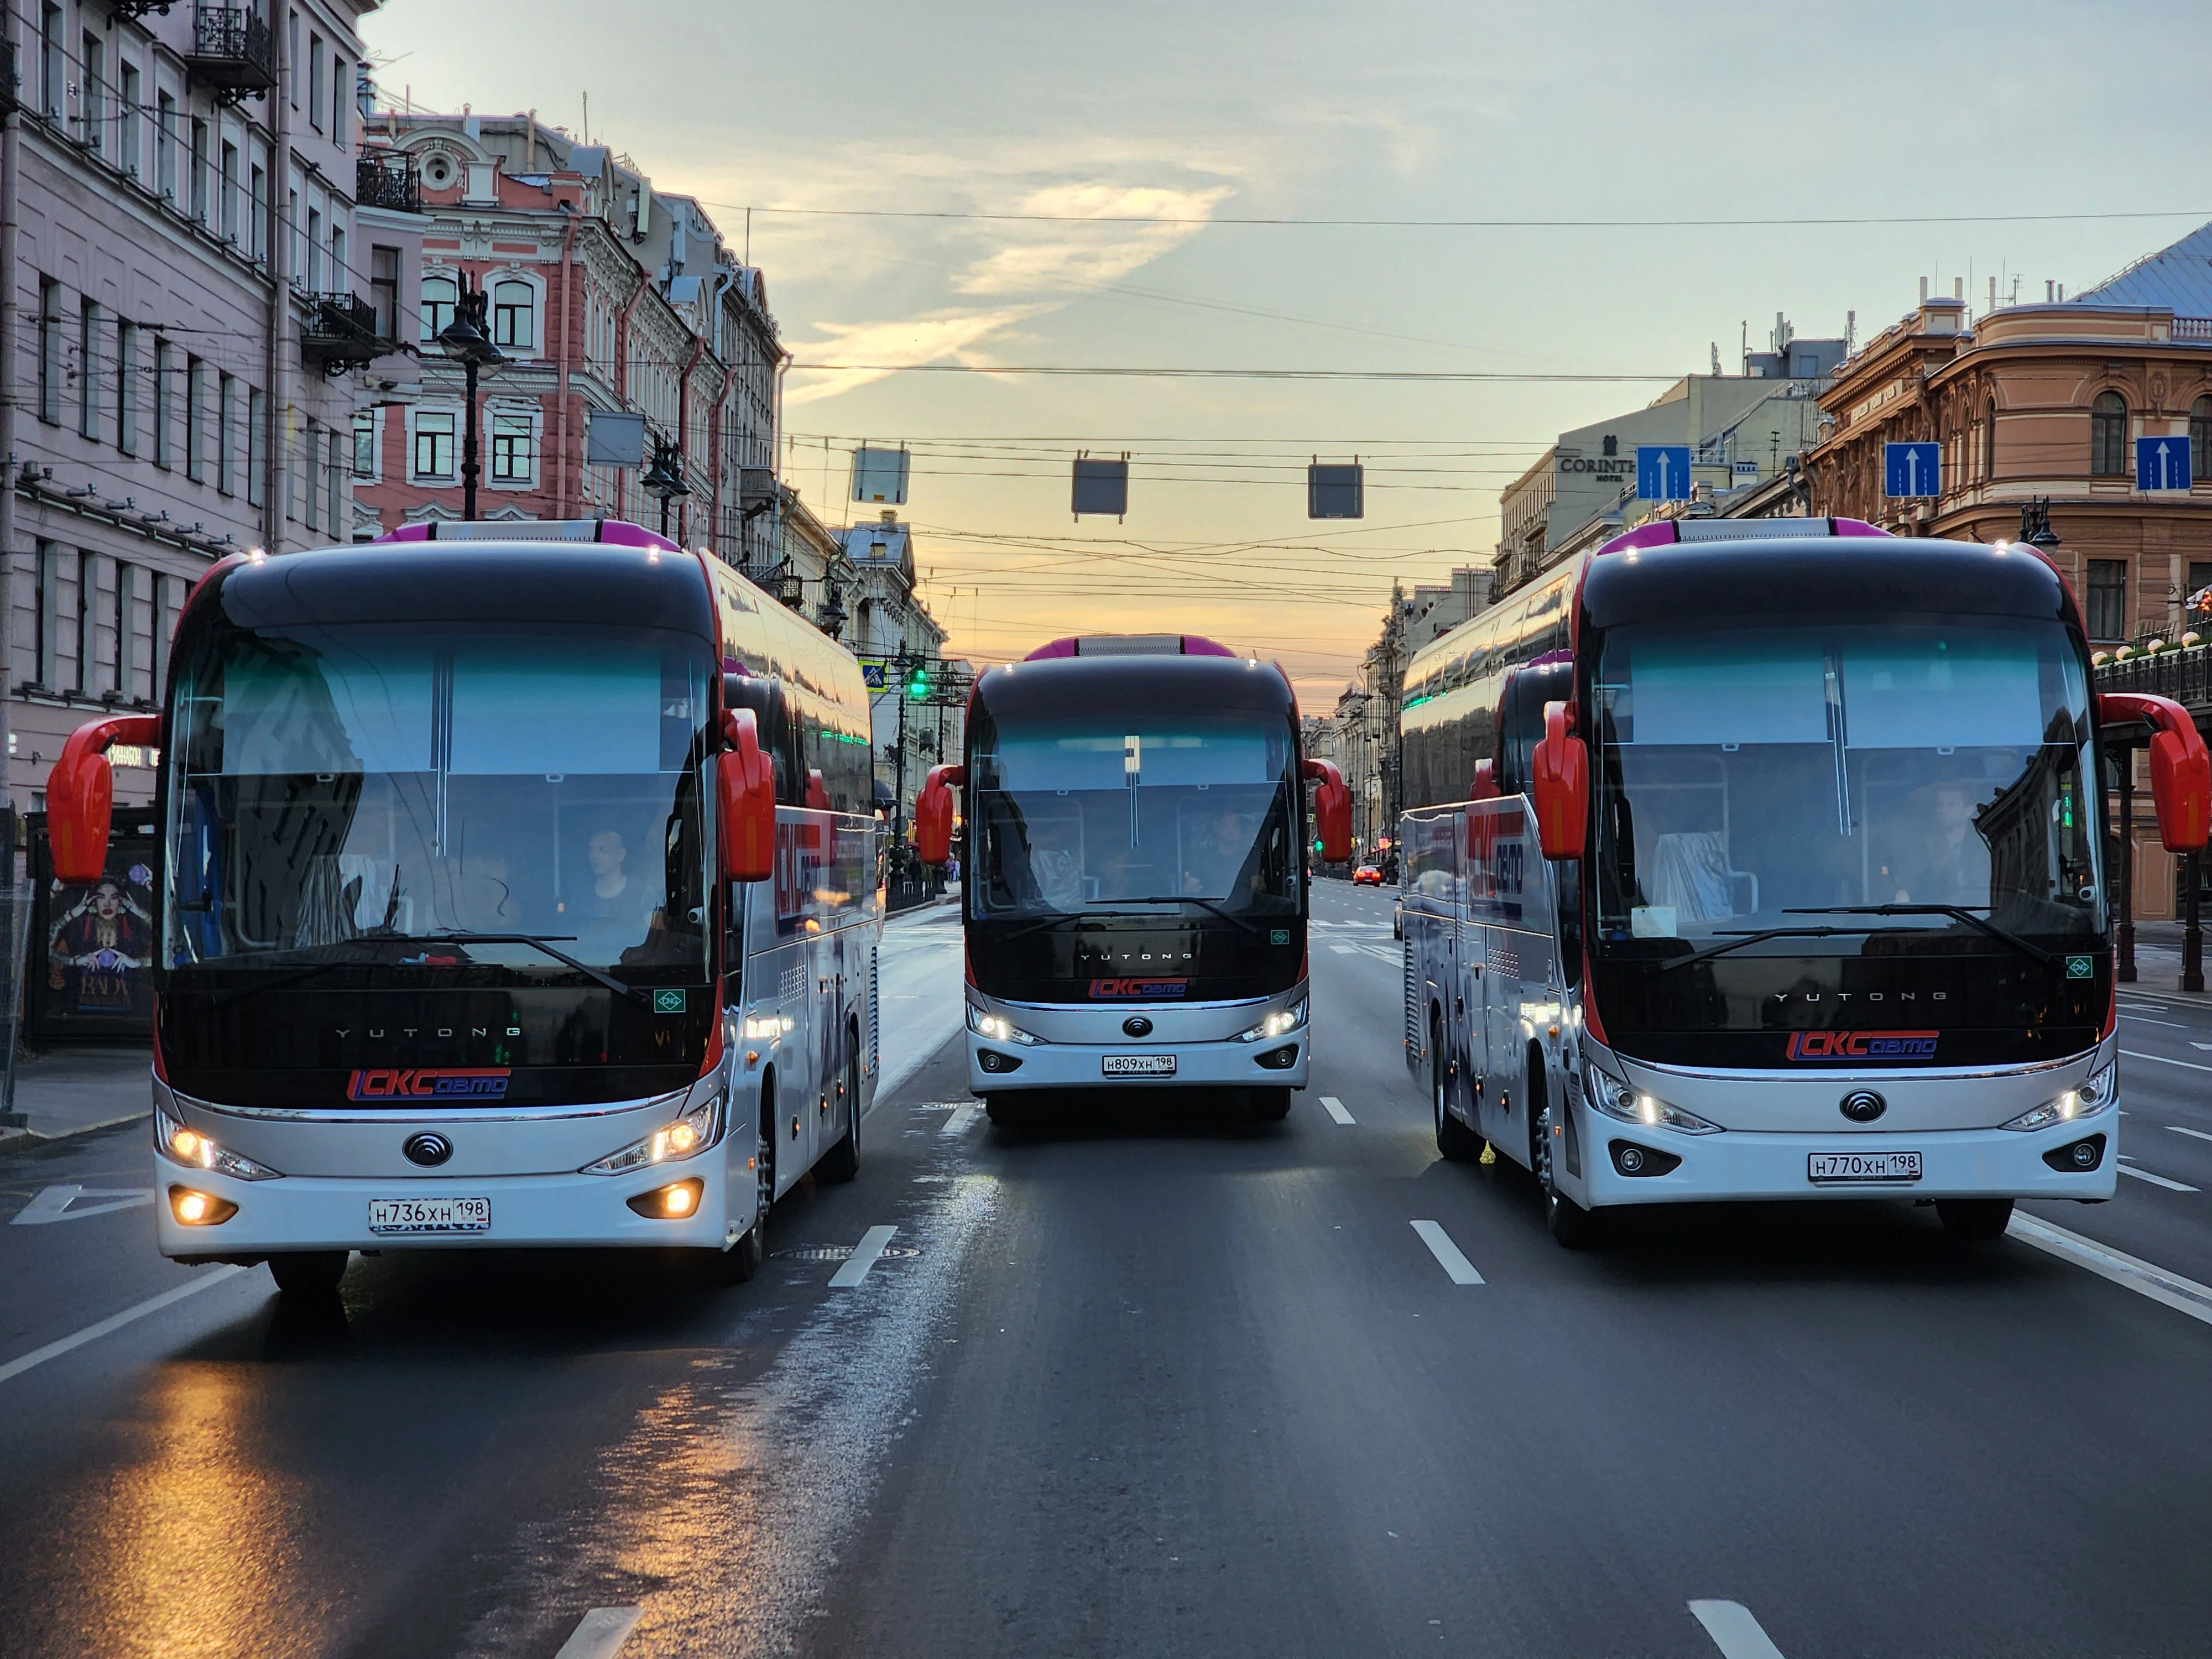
left=582, top=1092, right=726, bottom=1175
left=1583, top=1058, right=1721, bottom=1134
left=1235, top=1000, right=1310, bottom=1043
left=967, top=1006, right=1040, bottom=1046
left=154, top=1104, right=283, bottom=1180
left=2002, top=1061, right=2116, bottom=1131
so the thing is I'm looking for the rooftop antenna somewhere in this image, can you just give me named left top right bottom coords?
left=581, top=89, right=589, bottom=144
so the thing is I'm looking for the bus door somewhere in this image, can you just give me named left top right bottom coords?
left=1404, top=807, right=1464, bottom=1104
left=1467, top=798, right=1528, bottom=1152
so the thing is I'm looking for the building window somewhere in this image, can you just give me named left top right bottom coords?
left=220, top=143, right=240, bottom=241
left=185, top=355, right=204, bottom=481
left=217, top=374, right=237, bottom=494
left=492, top=280, right=534, bottom=349
left=2091, top=391, right=2127, bottom=477
left=76, top=551, right=97, bottom=696
left=305, top=206, right=322, bottom=290
left=116, top=321, right=137, bottom=454
left=370, top=246, right=400, bottom=338
left=2193, top=397, right=2212, bottom=478
left=80, top=33, right=103, bottom=155
left=153, top=338, right=172, bottom=468
left=491, top=413, right=533, bottom=482
left=309, top=34, right=325, bottom=130
left=78, top=299, right=100, bottom=440
left=248, top=387, right=266, bottom=507
left=2188, top=560, right=2212, bottom=613
left=304, top=418, right=320, bottom=529
left=1983, top=400, right=1997, bottom=482
left=156, top=93, right=176, bottom=201
left=40, top=6, right=62, bottom=121
left=114, top=564, right=135, bottom=697
left=352, top=409, right=378, bottom=479
left=333, top=58, right=348, bottom=149
left=36, top=279, right=60, bottom=424
left=251, top=164, right=268, bottom=262
left=2086, top=559, right=2128, bottom=641
left=331, top=226, right=346, bottom=295
left=190, top=119, right=209, bottom=221
left=32, top=542, right=56, bottom=689
left=328, top=429, right=345, bottom=535
left=414, top=411, right=455, bottom=479
left=420, top=275, right=457, bottom=342
left=118, top=62, right=139, bottom=175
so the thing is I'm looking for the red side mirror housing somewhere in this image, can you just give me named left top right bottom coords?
left=805, top=768, right=831, bottom=812
left=915, top=764, right=964, bottom=866
left=2101, top=691, right=2211, bottom=852
left=49, top=713, right=162, bottom=884
left=719, top=708, right=777, bottom=882
left=1530, top=701, right=1589, bottom=861
left=1470, top=758, right=1498, bottom=802
left=1302, top=758, right=1352, bottom=863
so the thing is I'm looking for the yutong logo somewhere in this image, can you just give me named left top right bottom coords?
left=1785, top=1030, right=1939, bottom=1061
left=347, top=1068, right=512, bottom=1100
left=1088, top=978, right=1189, bottom=999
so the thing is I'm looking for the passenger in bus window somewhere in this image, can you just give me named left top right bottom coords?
left=1893, top=782, right=1992, bottom=905
left=1185, top=806, right=1255, bottom=899
left=1028, top=817, right=1086, bottom=911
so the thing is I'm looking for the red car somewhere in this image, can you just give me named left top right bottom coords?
left=1352, top=865, right=1385, bottom=886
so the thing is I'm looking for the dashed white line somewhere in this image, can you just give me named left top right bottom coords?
left=2120, top=1014, right=2189, bottom=1027
left=553, top=1606, right=644, bottom=1659
left=941, top=1104, right=983, bottom=1135
left=2008, top=1212, right=2212, bottom=1327
left=1329, top=945, right=1357, bottom=954
left=2166, top=1124, right=2212, bottom=1144
left=2126, top=1048, right=2212, bottom=1073
left=2117, top=1161, right=2199, bottom=1193
left=828, top=1224, right=899, bottom=1287
left=1688, top=1600, right=1788, bottom=1659
left=1409, top=1219, right=1484, bottom=1284
left=0, top=1265, right=248, bottom=1385
left=1319, top=1095, right=1356, bottom=1125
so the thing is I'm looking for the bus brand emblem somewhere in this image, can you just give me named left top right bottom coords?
left=1123, top=1016, right=1154, bottom=1037
left=1839, top=1091, right=1887, bottom=1124
left=403, top=1132, right=455, bottom=1167
left=2065, top=955, right=2094, bottom=979
left=654, top=989, right=687, bottom=1014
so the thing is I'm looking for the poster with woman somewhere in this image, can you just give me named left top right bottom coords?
left=26, top=818, right=159, bottom=1042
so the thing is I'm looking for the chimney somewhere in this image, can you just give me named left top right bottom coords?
left=2047, top=280, right=2055, bottom=301
left=1919, top=276, right=1929, bottom=302
left=880, top=508, right=897, bottom=525
left=1954, top=277, right=1964, bottom=302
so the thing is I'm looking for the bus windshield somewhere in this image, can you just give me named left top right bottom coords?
left=971, top=713, right=1299, bottom=920
left=165, top=624, right=712, bottom=978
left=1590, top=618, right=2103, bottom=953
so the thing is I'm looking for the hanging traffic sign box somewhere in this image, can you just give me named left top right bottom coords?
left=1072, top=453, right=1130, bottom=520
left=1308, top=460, right=1363, bottom=519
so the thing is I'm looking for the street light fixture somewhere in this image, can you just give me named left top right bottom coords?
left=435, top=278, right=506, bottom=521
left=640, top=435, right=691, bottom=538
left=817, top=583, right=848, bottom=640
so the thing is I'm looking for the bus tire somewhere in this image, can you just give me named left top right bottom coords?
left=267, top=1250, right=349, bottom=1299
left=817, top=1025, right=862, bottom=1184
left=704, top=1076, right=777, bottom=1285
left=1936, top=1198, right=2013, bottom=1241
left=984, top=1095, right=1026, bottom=1130
left=1248, top=1086, right=1293, bottom=1121
left=1432, top=1014, right=1481, bottom=1162
left=1532, top=1083, right=1602, bottom=1249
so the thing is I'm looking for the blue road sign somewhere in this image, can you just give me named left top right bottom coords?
left=2137, top=434, right=2193, bottom=492
left=1884, top=441, right=1940, bottom=498
left=860, top=660, right=888, bottom=690
left=1636, top=445, right=1692, bottom=502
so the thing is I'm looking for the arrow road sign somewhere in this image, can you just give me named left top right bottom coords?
left=1884, top=441, right=1941, bottom=498
left=1636, top=445, right=1692, bottom=502
left=2137, top=434, right=2193, bottom=492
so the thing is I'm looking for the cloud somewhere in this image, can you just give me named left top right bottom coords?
left=784, top=304, right=1054, bottom=404
left=952, top=182, right=1238, bottom=296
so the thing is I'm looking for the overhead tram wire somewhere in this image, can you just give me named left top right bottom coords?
left=729, top=202, right=2208, bottom=229
left=789, top=364, right=1680, bottom=382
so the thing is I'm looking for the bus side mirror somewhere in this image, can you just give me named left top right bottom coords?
left=2102, top=691, right=2211, bottom=852
left=915, top=764, right=964, bottom=866
left=719, top=708, right=776, bottom=882
left=1303, top=758, right=1352, bottom=863
left=49, top=713, right=161, bottom=884
left=1530, top=701, right=1588, bottom=861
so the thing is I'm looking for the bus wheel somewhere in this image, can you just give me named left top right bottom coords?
left=267, top=1251, right=349, bottom=1299
left=1248, top=1086, right=1292, bottom=1121
left=1433, top=1015, right=1481, bottom=1162
left=1532, top=1096, right=1601, bottom=1249
left=983, top=1095, right=1025, bottom=1130
left=817, top=1027, right=862, bottom=1184
left=1936, top=1198, right=2013, bottom=1241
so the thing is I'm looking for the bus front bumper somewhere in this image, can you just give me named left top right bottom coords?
left=967, top=1032, right=1308, bottom=1094
left=1571, top=1113, right=2119, bottom=1209
left=154, top=1157, right=742, bottom=1259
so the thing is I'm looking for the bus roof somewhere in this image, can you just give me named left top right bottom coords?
left=1023, top=634, right=1238, bottom=660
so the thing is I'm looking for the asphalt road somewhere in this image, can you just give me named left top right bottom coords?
left=0, top=885, right=2206, bottom=1657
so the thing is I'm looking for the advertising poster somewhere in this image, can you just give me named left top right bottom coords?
left=25, top=815, right=158, bottom=1044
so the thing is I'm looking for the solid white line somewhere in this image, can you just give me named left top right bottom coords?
left=1329, top=945, right=1357, bottom=954
left=2167, top=1124, right=2212, bottom=1144
left=1409, top=1219, right=1484, bottom=1285
left=2008, top=1212, right=2212, bottom=1327
left=828, top=1224, right=899, bottom=1287
left=2117, top=1162, right=2200, bottom=1193
left=2125, top=1048, right=2212, bottom=1074
left=1319, top=1095, right=1356, bottom=1125
left=2121, top=1014, right=2189, bottom=1028
left=2193, top=1041, right=2212, bottom=1052
left=0, top=1265, right=248, bottom=1385
left=941, top=1104, right=982, bottom=1135
left=553, top=1606, right=644, bottom=1659
left=1688, top=1600, right=1787, bottom=1659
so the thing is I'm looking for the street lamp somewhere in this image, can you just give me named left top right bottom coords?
left=435, top=279, right=505, bottom=521
left=640, top=435, right=691, bottom=538
left=817, top=583, right=848, bottom=640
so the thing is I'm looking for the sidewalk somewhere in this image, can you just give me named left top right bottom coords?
left=0, top=1046, right=153, bottom=1153
left=2124, top=921, right=2212, bottom=1006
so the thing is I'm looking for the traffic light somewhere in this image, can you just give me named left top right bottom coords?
left=905, top=658, right=931, bottom=700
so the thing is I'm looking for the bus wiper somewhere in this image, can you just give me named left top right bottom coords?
left=1783, top=905, right=2057, bottom=969
left=1125, top=897, right=1269, bottom=941
left=1660, top=925, right=1877, bottom=971
left=420, top=933, right=650, bottom=1004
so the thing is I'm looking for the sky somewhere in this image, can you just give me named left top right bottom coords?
left=362, top=0, right=2212, bottom=702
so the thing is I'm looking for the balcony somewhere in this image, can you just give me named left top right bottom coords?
left=301, top=294, right=389, bottom=377
left=356, top=150, right=422, bottom=215
left=185, top=7, right=275, bottom=103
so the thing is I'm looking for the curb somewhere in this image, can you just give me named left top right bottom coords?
left=0, top=1107, right=150, bottom=1157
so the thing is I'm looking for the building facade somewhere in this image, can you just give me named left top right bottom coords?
left=838, top=510, right=962, bottom=826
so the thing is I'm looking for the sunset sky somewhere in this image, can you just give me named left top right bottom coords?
left=363, top=0, right=2212, bottom=701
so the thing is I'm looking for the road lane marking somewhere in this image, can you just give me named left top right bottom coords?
left=2167, top=1125, right=2212, bottom=1144
left=828, top=1224, right=899, bottom=1287
left=1688, top=1600, right=1787, bottom=1659
left=941, top=1105, right=982, bottom=1135
left=1329, top=945, right=1357, bottom=954
left=2008, top=1213, right=2212, bottom=1327
left=1409, top=1219, right=1484, bottom=1284
left=0, top=1265, right=248, bottom=1385
left=2124, top=1048, right=2212, bottom=1074
left=554, top=1607, right=644, bottom=1659
left=2117, top=1162, right=2199, bottom=1192
left=10, top=1185, right=155, bottom=1224
left=2121, top=1014, right=2189, bottom=1027
left=1319, top=1096, right=1356, bottom=1125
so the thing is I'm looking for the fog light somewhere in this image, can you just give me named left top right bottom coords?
left=978, top=1050, right=1022, bottom=1074
left=1608, top=1139, right=1681, bottom=1178
left=628, top=1177, right=706, bottom=1219
left=168, top=1185, right=238, bottom=1226
left=2044, top=1134, right=2106, bottom=1173
left=1618, top=1145, right=1645, bottom=1173
left=1255, top=1044, right=1299, bottom=1070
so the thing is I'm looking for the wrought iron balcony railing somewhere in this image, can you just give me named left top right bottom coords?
left=356, top=150, right=422, bottom=214
left=301, top=294, right=389, bottom=376
left=186, top=7, right=276, bottom=99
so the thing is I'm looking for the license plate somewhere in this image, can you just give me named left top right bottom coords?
left=367, top=1196, right=492, bottom=1234
left=1807, top=1151, right=1922, bottom=1184
left=1102, top=1054, right=1176, bottom=1076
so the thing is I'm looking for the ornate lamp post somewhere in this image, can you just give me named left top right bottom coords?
left=640, top=436, right=690, bottom=538
left=435, top=279, right=505, bottom=521
left=817, top=583, right=848, bottom=640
